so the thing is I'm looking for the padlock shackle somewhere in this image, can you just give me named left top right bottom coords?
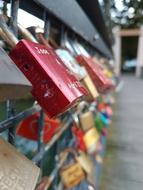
left=36, top=32, right=51, bottom=48
left=18, top=23, right=38, bottom=43
left=0, top=15, right=37, bottom=47
left=59, top=147, right=79, bottom=166
left=0, top=14, right=18, bottom=47
left=35, top=27, right=59, bottom=49
left=48, top=37, right=59, bottom=49
left=0, top=28, right=15, bottom=48
left=62, top=147, right=77, bottom=156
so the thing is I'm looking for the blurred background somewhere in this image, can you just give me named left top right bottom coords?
left=0, top=0, right=143, bottom=190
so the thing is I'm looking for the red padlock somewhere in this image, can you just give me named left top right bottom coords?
left=72, top=125, right=86, bottom=151
left=16, top=113, right=60, bottom=143
left=76, top=55, right=114, bottom=93
left=97, top=103, right=106, bottom=112
left=9, top=40, right=88, bottom=117
left=101, top=128, right=108, bottom=136
left=106, top=106, right=113, bottom=117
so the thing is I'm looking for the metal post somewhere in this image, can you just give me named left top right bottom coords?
left=10, top=0, right=19, bottom=36
left=2, top=2, right=8, bottom=16
left=43, top=10, right=50, bottom=39
left=7, top=100, right=15, bottom=145
left=61, top=24, right=65, bottom=47
left=32, top=117, right=72, bottom=163
left=37, top=110, right=44, bottom=167
left=112, top=26, right=121, bottom=77
left=136, top=26, right=143, bottom=77
left=7, top=0, right=19, bottom=145
left=37, top=110, right=44, bottom=151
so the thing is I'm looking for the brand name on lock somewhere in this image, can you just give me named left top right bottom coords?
left=68, top=81, right=82, bottom=89
left=35, top=47, right=49, bottom=55
left=0, top=152, right=34, bottom=190
left=0, top=165, right=29, bottom=190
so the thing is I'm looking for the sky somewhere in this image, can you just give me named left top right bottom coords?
left=5, top=3, right=44, bottom=28
left=1, top=0, right=139, bottom=29
left=4, top=1, right=125, bottom=28
left=17, top=9, right=44, bottom=28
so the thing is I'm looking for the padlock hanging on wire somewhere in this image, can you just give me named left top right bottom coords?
left=35, top=148, right=95, bottom=190
left=0, top=138, right=40, bottom=190
left=79, top=111, right=100, bottom=154
left=30, top=26, right=99, bottom=102
left=71, top=109, right=100, bottom=154
left=76, top=55, right=114, bottom=93
left=59, top=148, right=96, bottom=189
left=16, top=112, right=61, bottom=143
left=0, top=15, right=88, bottom=118
left=33, top=26, right=99, bottom=102
left=59, top=148, right=85, bottom=189
left=55, top=49, right=99, bottom=101
left=34, top=26, right=59, bottom=49
left=27, top=26, right=59, bottom=49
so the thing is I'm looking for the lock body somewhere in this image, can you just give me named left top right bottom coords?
left=77, top=151, right=93, bottom=174
left=83, top=128, right=100, bottom=154
left=0, top=138, right=40, bottom=190
left=95, top=116, right=104, bottom=132
left=60, top=149, right=85, bottom=189
left=81, top=72, right=99, bottom=100
left=16, top=113, right=60, bottom=143
left=9, top=40, right=87, bottom=117
left=80, top=111, right=95, bottom=132
left=76, top=55, right=114, bottom=93
left=72, top=125, right=86, bottom=151
left=0, top=47, right=31, bottom=101
left=60, top=162, right=85, bottom=189
left=56, top=49, right=86, bottom=80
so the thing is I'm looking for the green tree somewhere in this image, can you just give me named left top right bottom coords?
left=101, top=0, right=143, bottom=28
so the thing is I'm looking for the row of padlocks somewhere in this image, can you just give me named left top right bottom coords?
left=0, top=1, right=116, bottom=190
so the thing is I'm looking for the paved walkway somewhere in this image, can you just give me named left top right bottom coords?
left=99, top=75, right=143, bottom=190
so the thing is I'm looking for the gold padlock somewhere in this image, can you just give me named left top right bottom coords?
left=80, top=111, right=95, bottom=132
left=77, top=151, right=96, bottom=188
left=82, top=74, right=99, bottom=99
left=60, top=148, right=85, bottom=189
left=81, top=71, right=99, bottom=101
left=0, top=138, right=40, bottom=190
left=103, top=69, right=113, bottom=78
left=77, top=151, right=93, bottom=174
left=83, top=128, right=100, bottom=154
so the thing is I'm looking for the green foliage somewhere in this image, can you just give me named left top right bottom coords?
left=102, top=0, right=143, bottom=28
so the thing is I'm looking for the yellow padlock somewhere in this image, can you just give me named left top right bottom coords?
left=80, top=67, right=99, bottom=101
left=60, top=149, right=85, bottom=189
left=77, top=151, right=93, bottom=174
left=81, top=73, right=99, bottom=100
left=80, top=111, right=95, bottom=132
left=83, top=128, right=100, bottom=154
left=103, top=69, right=113, bottom=78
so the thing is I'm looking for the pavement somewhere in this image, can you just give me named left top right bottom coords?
left=99, top=75, right=143, bottom=190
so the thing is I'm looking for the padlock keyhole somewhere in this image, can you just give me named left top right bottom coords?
left=24, top=64, right=29, bottom=71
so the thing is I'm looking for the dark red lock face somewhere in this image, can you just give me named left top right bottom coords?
left=9, top=40, right=88, bottom=117
left=16, top=113, right=60, bottom=143
left=76, top=55, right=114, bottom=93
